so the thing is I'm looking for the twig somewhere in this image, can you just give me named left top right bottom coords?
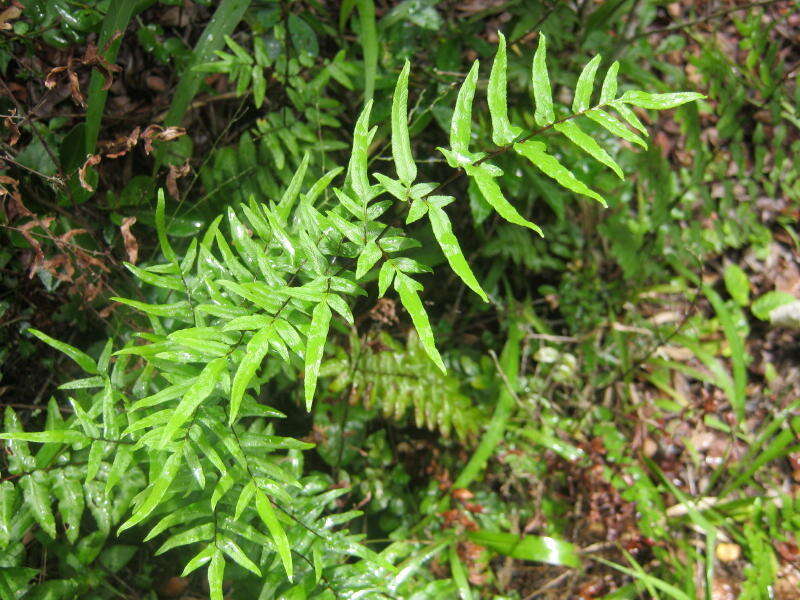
left=522, top=570, right=571, bottom=600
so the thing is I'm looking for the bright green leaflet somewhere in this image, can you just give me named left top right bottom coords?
left=488, top=33, right=521, bottom=146
left=572, top=54, right=602, bottom=113
left=229, top=326, right=272, bottom=424
left=553, top=120, right=624, bottom=179
left=394, top=273, right=445, bottom=373
left=348, top=100, right=374, bottom=201
left=256, top=488, right=293, bottom=579
left=599, top=61, right=619, bottom=104
left=28, top=329, right=98, bottom=375
left=514, top=140, right=606, bottom=205
left=450, top=60, right=480, bottom=156
left=356, top=241, right=382, bottom=279
left=155, top=189, right=177, bottom=262
left=20, top=474, right=56, bottom=539
left=586, top=108, right=647, bottom=148
left=531, top=34, right=554, bottom=126
left=118, top=451, right=182, bottom=533
left=428, top=206, right=488, bottom=302
left=158, top=358, right=227, bottom=448
left=467, top=530, right=581, bottom=568
left=467, top=165, right=543, bottom=236
left=391, top=61, right=416, bottom=186
left=208, top=548, right=225, bottom=600
left=619, top=90, right=705, bottom=110
left=304, top=300, right=332, bottom=411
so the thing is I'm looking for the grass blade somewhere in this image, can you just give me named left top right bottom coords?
left=84, top=0, right=139, bottom=153
left=356, top=0, right=378, bottom=101
left=163, top=0, right=251, bottom=127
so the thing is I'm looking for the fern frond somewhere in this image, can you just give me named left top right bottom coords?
left=323, top=332, right=481, bottom=440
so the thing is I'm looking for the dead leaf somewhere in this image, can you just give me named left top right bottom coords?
left=3, top=110, right=20, bottom=146
left=0, top=5, right=21, bottom=30
left=142, top=125, right=186, bottom=154
left=68, top=70, right=84, bottom=106
left=44, top=65, right=68, bottom=90
left=102, top=126, right=140, bottom=159
left=166, top=161, right=191, bottom=198
left=120, top=216, right=138, bottom=264
left=78, top=154, right=101, bottom=191
left=0, top=175, right=31, bottom=220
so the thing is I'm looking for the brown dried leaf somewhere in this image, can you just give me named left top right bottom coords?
left=120, top=216, right=138, bottom=264
left=166, top=161, right=191, bottom=198
left=0, top=175, right=31, bottom=220
left=42, top=254, right=75, bottom=283
left=68, top=70, right=85, bottom=107
left=142, top=125, right=187, bottom=154
left=44, top=65, right=69, bottom=90
left=81, top=42, right=122, bottom=91
left=73, top=246, right=110, bottom=273
left=102, top=126, right=141, bottom=159
left=78, top=154, right=101, bottom=191
left=58, top=228, right=88, bottom=244
left=4, top=110, right=20, bottom=146
left=0, top=5, right=21, bottom=30
left=19, top=216, right=54, bottom=277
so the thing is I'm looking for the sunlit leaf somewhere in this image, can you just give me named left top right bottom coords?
left=348, top=100, right=375, bottom=201
left=219, top=536, right=261, bottom=576
left=118, top=451, right=182, bottom=534
left=356, top=240, right=382, bottom=279
left=515, top=140, right=606, bottom=205
left=428, top=205, right=488, bottom=302
left=553, top=120, right=623, bottom=179
left=230, top=327, right=272, bottom=425
left=20, top=473, right=56, bottom=539
left=531, top=34, right=554, bottom=126
left=304, top=299, right=332, bottom=411
left=451, top=60, right=480, bottom=155
left=155, top=189, right=177, bottom=262
left=467, top=530, right=580, bottom=568
left=208, top=548, right=225, bottom=600
left=28, top=329, right=98, bottom=375
left=159, top=358, right=227, bottom=448
left=599, top=61, right=619, bottom=104
left=488, top=33, right=522, bottom=146
left=391, top=60, right=416, bottom=186
left=585, top=108, right=647, bottom=148
left=619, top=90, right=705, bottom=110
left=394, top=272, right=445, bottom=373
left=573, top=54, right=601, bottom=113
left=467, top=164, right=543, bottom=235
left=256, top=489, right=293, bottom=579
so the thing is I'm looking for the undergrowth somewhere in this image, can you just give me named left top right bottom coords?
left=2, top=2, right=799, bottom=599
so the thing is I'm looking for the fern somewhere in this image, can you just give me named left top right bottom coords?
left=322, top=331, right=482, bottom=441
left=0, top=36, right=701, bottom=597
